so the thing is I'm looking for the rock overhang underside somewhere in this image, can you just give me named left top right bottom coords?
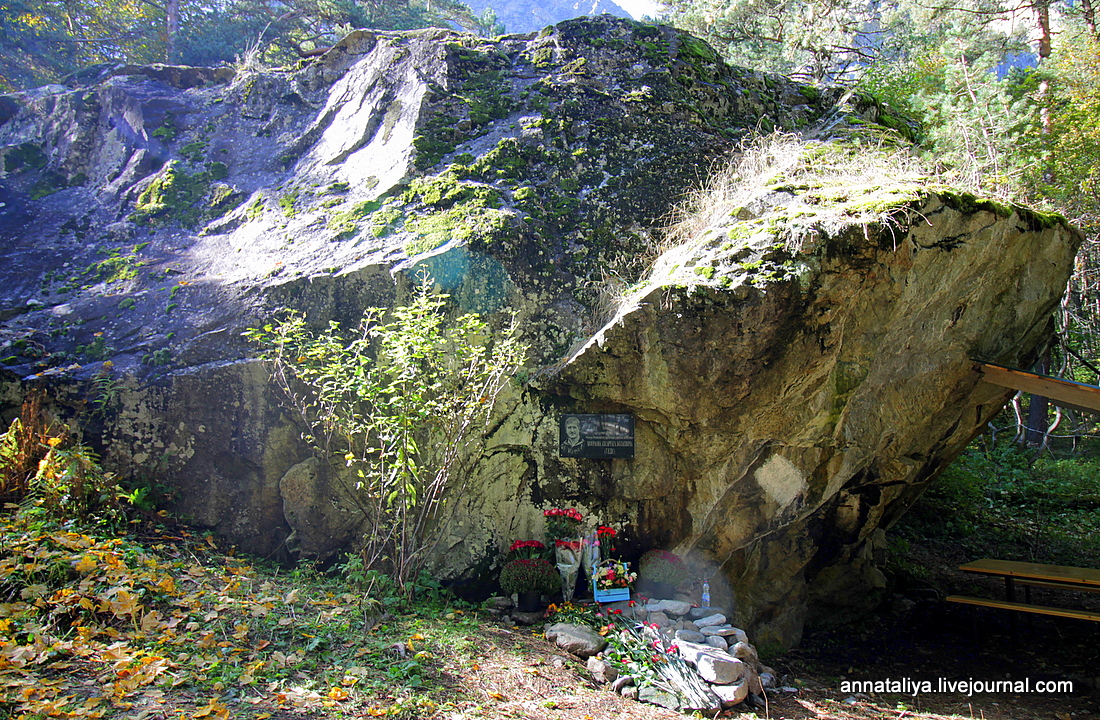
left=0, top=16, right=1083, bottom=649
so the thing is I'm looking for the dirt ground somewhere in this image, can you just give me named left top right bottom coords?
left=461, top=540, right=1100, bottom=720
left=457, top=596, right=1098, bottom=720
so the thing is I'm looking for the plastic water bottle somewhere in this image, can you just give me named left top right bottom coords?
left=701, top=580, right=710, bottom=606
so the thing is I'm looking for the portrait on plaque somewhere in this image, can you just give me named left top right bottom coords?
left=558, top=414, right=634, bottom=458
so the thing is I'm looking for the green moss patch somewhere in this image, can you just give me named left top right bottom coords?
left=130, top=161, right=244, bottom=228
left=406, top=204, right=513, bottom=256
left=3, top=143, right=48, bottom=173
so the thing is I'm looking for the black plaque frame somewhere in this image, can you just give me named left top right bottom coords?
left=558, top=414, right=634, bottom=458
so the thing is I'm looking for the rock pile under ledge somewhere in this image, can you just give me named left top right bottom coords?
left=544, top=599, right=779, bottom=712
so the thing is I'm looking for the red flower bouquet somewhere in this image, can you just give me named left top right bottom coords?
left=508, top=539, right=546, bottom=560
left=544, top=507, right=583, bottom=542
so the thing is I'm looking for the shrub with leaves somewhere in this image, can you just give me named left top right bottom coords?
left=0, top=390, right=127, bottom=526
left=498, top=558, right=559, bottom=595
left=247, top=276, right=526, bottom=593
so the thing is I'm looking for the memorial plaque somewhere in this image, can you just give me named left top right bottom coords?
left=559, top=414, right=634, bottom=458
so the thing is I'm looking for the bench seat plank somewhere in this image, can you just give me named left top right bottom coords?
left=946, top=595, right=1100, bottom=622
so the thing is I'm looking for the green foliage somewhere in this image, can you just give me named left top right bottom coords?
left=545, top=600, right=600, bottom=625
left=131, top=161, right=243, bottom=228
left=898, top=439, right=1100, bottom=565
left=0, top=0, right=497, bottom=91
left=76, top=333, right=114, bottom=361
left=0, top=396, right=126, bottom=528
left=85, top=245, right=144, bottom=284
left=662, top=0, right=880, bottom=82
left=1045, top=32, right=1100, bottom=233
left=246, top=277, right=526, bottom=593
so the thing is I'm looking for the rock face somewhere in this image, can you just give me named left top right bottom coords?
left=0, top=17, right=1082, bottom=648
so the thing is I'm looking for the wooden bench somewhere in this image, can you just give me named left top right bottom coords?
left=947, top=558, right=1100, bottom=623
left=946, top=595, right=1100, bottom=622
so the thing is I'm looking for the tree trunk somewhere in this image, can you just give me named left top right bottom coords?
left=1024, top=351, right=1050, bottom=447
left=1081, top=0, right=1099, bottom=41
left=1034, top=0, right=1053, bottom=135
left=166, top=0, right=180, bottom=63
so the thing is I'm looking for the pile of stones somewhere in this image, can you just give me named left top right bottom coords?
left=542, top=598, right=780, bottom=712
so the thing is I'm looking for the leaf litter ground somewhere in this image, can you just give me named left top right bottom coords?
left=1, top=513, right=1097, bottom=720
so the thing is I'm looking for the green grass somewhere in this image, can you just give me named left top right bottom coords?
left=892, top=439, right=1100, bottom=569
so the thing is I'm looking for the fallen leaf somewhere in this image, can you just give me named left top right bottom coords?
left=74, top=555, right=99, bottom=574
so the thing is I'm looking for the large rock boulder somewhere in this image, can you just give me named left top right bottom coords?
left=0, top=16, right=1081, bottom=648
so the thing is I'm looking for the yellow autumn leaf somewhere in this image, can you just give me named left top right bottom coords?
left=74, top=554, right=98, bottom=574
left=327, top=687, right=349, bottom=701
left=487, top=691, right=505, bottom=700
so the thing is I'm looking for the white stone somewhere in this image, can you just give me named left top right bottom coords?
left=688, top=606, right=718, bottom=619
left=544, top=623, right=608, bottom=658
left=693, top=613, right=727, bottom=627
left=710, top=679, right=750, bottom=708
left=675, top=629, right=705, bottom=643
left=675, top=641, right=746, bottom=685
left=586, top=656, right=618, bottom=684
left=701, top=624, right=735, bottom=636
left=610, top=675, right=633, bottom=692
left=730, top=641, right=758, bottom=666
left=675, top=640, right=716, bottom=665
left=651, top=599, right=692, bottom=616
left=647, top=610, right=671, bottom=627
left=696, top=654, right=747, bottom=684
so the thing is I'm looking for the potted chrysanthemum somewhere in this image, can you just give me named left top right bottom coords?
left=636, top=549, right=689, bottom=599
left=499, top=558, right=560, bottom=612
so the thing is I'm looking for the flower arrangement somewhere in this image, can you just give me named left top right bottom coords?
left=594, top=558, right=637, bottom=590
left=543, top=507, right=583, bottom=542
left=499, top=558, right=560, bottom=595
left=637, top=549, right=689, bottom=587
left=508, top=539, right=546, bottom=560
left=596, top=525, right=617, bottom=554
